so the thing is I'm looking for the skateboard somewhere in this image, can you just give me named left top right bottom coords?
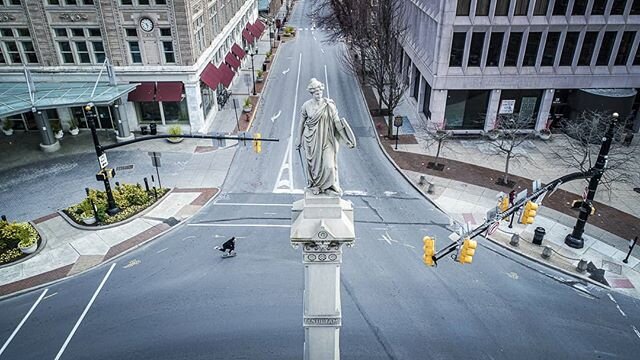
left=221, top=252, right=237, bottom=258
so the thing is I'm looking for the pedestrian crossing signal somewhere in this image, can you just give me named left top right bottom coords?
left=519, top=201, right=539, bottom=225
left=422, top=236, right=436, bottom=267
left=253, top=133, right=262, bottom=153
left=458, top=238, right=477, bottom=264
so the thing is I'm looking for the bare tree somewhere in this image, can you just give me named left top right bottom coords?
left=558, top=110, right=640, bottom=196
left=489, top=114, right=536, bottom=186
left=310, top=0, right=408, bottom=138
left=415, top=117, right=452, bottom=171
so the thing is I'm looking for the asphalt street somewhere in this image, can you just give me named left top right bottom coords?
left=1, top=1, right=640, bottom=359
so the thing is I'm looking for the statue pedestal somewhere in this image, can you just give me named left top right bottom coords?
left=291, top=191, right=355, bottom=360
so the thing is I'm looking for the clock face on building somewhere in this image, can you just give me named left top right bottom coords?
left=139, top=17, right=154, bottom=32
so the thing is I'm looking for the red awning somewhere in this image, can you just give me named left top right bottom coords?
left=200, top=63, right=220, bottom=89
left=247, top=23, right=260, bottom=38
left=156, top=82, right=184, bottom=102
left=231, top=44, right=246, bottom=60
left=127, top=82, right=155, bottom=102
left=254, top=20, right=265, bottom=34
left=219, top=64, right=235, bottom=88
left=225, top=52, right=240, bottom=70
left=242, top=29, right=254, bottom=43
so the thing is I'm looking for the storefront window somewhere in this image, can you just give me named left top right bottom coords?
left=499, top=89, right=542, bottom=128
left=5, top=114, right=25, bottom=130
left=139, top=102, right=162, bottom=123
left=445, top=90, right=490, bottom=130
left=201, top=82, right=216, bottom=118
left=163, top=99, right=189, bottom=123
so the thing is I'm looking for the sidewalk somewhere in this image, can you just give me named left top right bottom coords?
left=363, top=86, right=640, bottom=298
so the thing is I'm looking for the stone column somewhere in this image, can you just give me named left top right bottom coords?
left=184, top=82, right=205, bottom=134
left=113, top=100, right=135, bottom=142
left=291, top=192, right=355, bottom=360
left=535, top=89, right=554, bottom=131
left=484, top=89, right=502, bottom=132
left=428, top=89, right=448, bottom=128
left=34, top=109, right=60, bottom=152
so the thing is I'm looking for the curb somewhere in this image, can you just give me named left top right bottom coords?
left=245, top=35, right=284, bottom=131
left=0, top=188, right=220, bottom=301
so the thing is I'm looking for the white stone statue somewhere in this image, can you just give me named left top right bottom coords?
left=296, top=78, right=356, bottom=195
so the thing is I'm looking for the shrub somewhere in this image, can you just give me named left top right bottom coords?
left=257, top=69, right=264, bottom=77
left=167, top=125, right=183, bottom=137
left=0, top=248, right=22, bottom=264
left=243, top=97, right=252, bottom=107
left=265, top=50, right=272, bottom=59
left=0, top=222, right=37, bottom=250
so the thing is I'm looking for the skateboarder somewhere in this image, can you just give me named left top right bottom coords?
left=215, top=237, right=236, bottom=257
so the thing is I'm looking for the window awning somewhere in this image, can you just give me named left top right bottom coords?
left=0, top=81, right=138, bottom=118
left=242, top=29, right=254, bottom=43
left=219, top=64, right=235, bottom=88
left=128, top=82, right=156, bottom=102
left=247, top=23, right=261, bottom=38
left=254, top=20, right=265, bottom=35
left=231, top=44, right=246, bottom=60
left=156, top=82, right=184, bottom=102
left=200, top=63, right=221, bottom=89
left=225, top=52, right=240, bottom=70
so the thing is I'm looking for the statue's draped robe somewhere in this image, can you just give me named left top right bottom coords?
left=301, top=98, right=344, bottom=194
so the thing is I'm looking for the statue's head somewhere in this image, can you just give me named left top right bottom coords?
left=307, top=78, right=324, bottom=100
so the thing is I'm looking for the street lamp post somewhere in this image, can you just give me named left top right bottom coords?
left=564, top=112, right=618, bottom=249
left=245, top=46, right=258, bottom=96
left=85, top=104, right=120, bottom=216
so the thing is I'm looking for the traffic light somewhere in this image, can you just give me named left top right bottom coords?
left=422, top=236, right=436, bottom=267
left=457, top=238, right=477, bottom=264
left=253, top=132, right=262, bottom=153
left=95, top=168, right=116, bottom=181
left=499, top=196, right=509, bottom=212
left=519, top=201, right=539, bottom=224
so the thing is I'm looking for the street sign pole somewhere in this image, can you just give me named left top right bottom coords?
left=86, top=104, right=119, bottom=216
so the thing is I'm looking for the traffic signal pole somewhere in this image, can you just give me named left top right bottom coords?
left=564, top=113, right=618, bottom=249
left=85, top=104, right=120, bottom=216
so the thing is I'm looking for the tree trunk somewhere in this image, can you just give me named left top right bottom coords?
left=387, top=114, right=394, bottom=138
left=503, top=153, right=511, bottom=184
left=435, top=139, right=442, bottom=163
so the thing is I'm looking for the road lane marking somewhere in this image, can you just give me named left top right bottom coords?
left=188, top=223, right=291, bottom=228
left=0, top=289, right=48, bottom=356
left=324, top=65, right=330, bottom=99
left=123, top=259, right=141, bottom=268
left=44, top=292, right=58, bottom=300
left=54, top=263, right=116, bottom=360
left=282, top=68, right=290, bottom=75
left=182, top=235, right=196, bottom=241
left=214, top=202, right=292, bottom=207
left=321, top=48, right=325, bottom=54
left=271, top=110, right=281, bottom=122
left=157, top=248, right=168, bottom=254
left=633, top=325, right=640, bottom=339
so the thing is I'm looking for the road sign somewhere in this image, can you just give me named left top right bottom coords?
left=488, top=222, right=499, bottom=235
left=98, top=153, right=108, bottom=168
left=532, top=179, right=541, bottom=192
left=151, top=155, right=161, bottom=167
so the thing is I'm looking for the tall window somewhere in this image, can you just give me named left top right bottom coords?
left=468, top=32, right=485, bottom=67
left=632, top=0, right=640, bottom=14
left=450, top=32, right=466, bottom=67
left=487, top=32, right=505, bottom=67
left=210, top=1, right=220, bottom=35
left=633, top=45, right=640, bottom=65
left=505, top=32, right=523, bottom=66
left=559, top=32, right=579, bottom=66
left=48, top=0, right=95, bottom=4
left=53, top=27, right=104, bottom=64
left=128, top=41, right=142, bottom=63
left=578, top=31, right=598, bottom=66
left=591, top=0, right=607, bottom=14
left=495, top=0, right=511, bottom=15
left=163, top=41, right=175, bottom=63
left=515, top=0, right=530, bottom=15
left=422, top=80, right=432, bottom=119
left=194, top=15, right=206, bottom=53
left=476, top=0, right=490, bottom=15
left=0, top=0, right=22, bottom=4
left=523, top=32, right=542, bottom=66
left=0, top=28, right=38, bottom=64
left=596, top=32, right=617, bottom=66
left=533, top=0, right=550, bottom=15
left=541, top=32, right=560, bottom=66
left=572, top=0, right=587, bottom=15
left=611, top=0, right=627, bottom=14
left=615, top=31, right=635, bottom=65
left=553, top=0, right=569, bottom=15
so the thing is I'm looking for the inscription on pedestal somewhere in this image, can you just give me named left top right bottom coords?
left=304, top=317, right=342, bottom=327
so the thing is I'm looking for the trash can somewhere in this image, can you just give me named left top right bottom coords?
left=533, top=227, right=546, bottom=245
left=149, top=123, right=157, bottom=135
left=262, top=63, right=267, bottom=72
left=140, top=125, right=148, bottom=135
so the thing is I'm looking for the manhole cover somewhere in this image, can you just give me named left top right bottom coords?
left=601, top=259, right=622, bottom=275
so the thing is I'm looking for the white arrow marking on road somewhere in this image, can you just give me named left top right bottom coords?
left=282, top=68, right=290, bottom=75
left=633, top=326, right=640, bottom=339
left=384, top=191, right=398, bottom=196
left=0, top=289, right=48, bottom=356
left=271, top=110, right=282, bottom=122
left=182, top=235, right=196, bottom=241
left=43, top=292, right=58, bottom=300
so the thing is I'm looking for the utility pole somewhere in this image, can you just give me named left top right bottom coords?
left=564, top=112, right=618, bottom=249
left=85, top=104, right=120, bottom=216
